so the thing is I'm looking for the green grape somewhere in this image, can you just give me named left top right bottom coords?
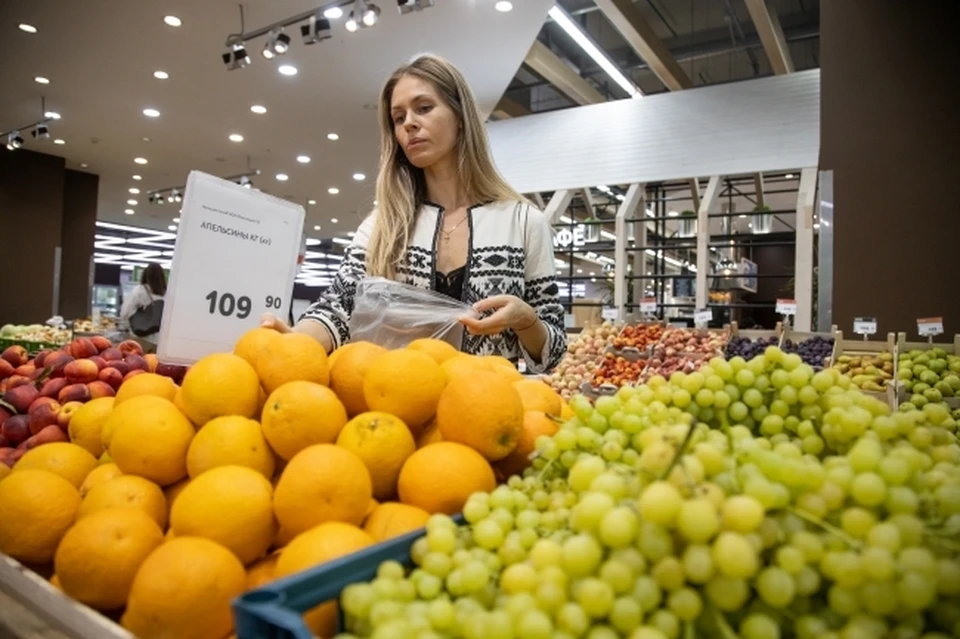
left=648, top=610, right=680, bottom=639
left=556, top=602, right=590, bottom=637
left=811, top=370, right=834, bottom=392
left=576, top=577, right=615, bottom=618
left=860, top=545, right=895, bottom=581
left=760, top=414, right=785, bottom=436
left=676, top=498, right=719, bottom=543
left=681, top=543, right=714, bottom=584
left=652, top=556, right=685, bottom=591
left=515, top=609, right=553, bottom=639
left=850, top=471, right=887, bottom=507
left=778, top=385, right=799, bottom=405
left=562, top=534, right=603, bottom=578
left=898, top=571, right=937, bottom=611
left=463, top=498, right=490, bottom=524
left=638, top=481, right=683, bottom=526
left=500, top=563, right=537, bottom=594
left=729, top=401, right=749, bottom=422
left=867, top=521, right=902, bottom=553
left=898, top=547, right=936, bottom=577
left=756, top=566, right=795, bottom=607
left=743, top=388, right=764, bottom=408
left=571, top=491, right=615, bottom=533
left=860, top=580, right=899, bottom=617
left=827, top=584, right=861, bottom=616
left=936, top=558, right=960, bottom=596
left=666, top=587, right=701, bottom=622
left=775, top=545, right=806, bottom=573
left=736, top=369, right=756, bottom=388
left=473, top=519, right=505, bottom=550
left=609, top=597, right=643, bottom=634
left=705, top=575, right=749, bottom=611
left=721, top=495, right=766, bottom=533
left=790, top=530, right=824, bottom=562
left=712, top=532, right=758, bottom=578
left=841, top=507, right=877, bottom=539
left=600, top=560, right=635, bottom=595
left=569, top=456, right=606, bottom=493
left=832, top=552, right=864, bottom=589
left=794, top=566, right=821, bottom=596
left=671, top=388, right=692, bottom=408
left=848, top=438, right=883, bottom=472
left=598, top=506, right=638, bottom=550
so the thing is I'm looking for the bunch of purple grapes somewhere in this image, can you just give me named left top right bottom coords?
left=725, top=335, right=780, bottom=361
left=782, top=335, right=835, bottom=368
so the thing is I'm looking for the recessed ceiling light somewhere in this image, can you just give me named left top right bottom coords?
left=229, top=133, right=244, bottom=142
left=667, top=210, right=679, bottom=217
left=308, top=199, right=316, bottom=205
left=297, top=155, right=311, bottom=164
left=327, top=132, right=339, bottom=141
left=785, top=173, right=795, bottom=179
left=324, top=6, right=343, bottom=18
left=314, top=225, right=321, bottom=230
left=44, top=111, right=61, bottom=120
left=276, top=173, right=289, bottom=181
left=173, top=217, right=180, bottom=222
left=278, top=64, right=298, bottom=76
left=132, top=174, right=142, bottom=180
left=348, top=231, right=356, bottom=237
left=250, top=105, right=267, bottom=114
left=134, top=157, right=148, bottom=164
left=19, top=23, right=37, bottom=33
left=153, top=70, right=169, bottom=80
left=352, top=173, right=365, bottom=181
left=168, top=225, right=178, bottom=231
left=127, top=199, right=138, bottom=205
left=124, top=209, right=134, bottom=215
left=143, top=108, right=160, bottom=118
left=495, top=1, right=513, bottom=12
left=331, top=217, right=339, bottom=223
left=35, top=76, right=50, bottom=84
left=80, top=163, right=88, bottom=168
left=738, top=214, right=747, bottom=219
left=129, top=188, right=140, bottom=194
left=163, top=16, right=182, bottom=27
left=328, top=188, right=339, bottom=195
left=53, top=139, right=65, bottom=145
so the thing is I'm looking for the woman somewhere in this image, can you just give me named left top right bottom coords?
left=263, top=54, right=566, bottom=372
left=119, top=263, right=166, bottom=345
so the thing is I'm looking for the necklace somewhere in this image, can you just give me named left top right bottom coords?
left=439, top=214, right=468, bottom=243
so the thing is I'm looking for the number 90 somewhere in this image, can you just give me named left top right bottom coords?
left=265, top=295, right=282, bottom=309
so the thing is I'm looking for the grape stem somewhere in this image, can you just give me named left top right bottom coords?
left=710, top=606, right=739, bottom=639
left=660, top=422, right=696, bottom=480
left=684, top=621, right=696, bottom=639
left=785, top=506, right=862, bottom=549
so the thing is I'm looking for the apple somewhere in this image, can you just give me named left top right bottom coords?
left=123, top=370, right=146, bottom=382
left=58, top=383, right=91, bottom=404
left=44, top=351, right=74, bottom=378
left=68, top=337, right=99, bottom=360
left=118, top=340, right=144, bottom=357
left=90, top=335, right=112, bottom=352
left=4, top=384, right=40, bottom=414
left=33, top=349, right=52, bottom=368
left=97, top=367, right=124, bottom=391
left=58, top=401, right=83, bottom=429
left=1, top=414, right=30, bottom=446
left=88, top=355, right=107, bottom=371
left=64, top=359, right=99, bottom=384
left=155, top=363, right=188, bottom=384
left=125, top=354, right=150, bottom=372
left=101, top=347, right=124, bottom=362
left=87, top=381, right=116, bottom=399
left=28, top=398, right=61, bottom=435
left=1, top=346, right=28, bottom=368
left=0, top=359, right=15, bottom=380
left=40, top=377, right=69, bottom=400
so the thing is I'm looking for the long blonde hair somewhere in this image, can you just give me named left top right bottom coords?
left=367, top=54, right=524, bottom=279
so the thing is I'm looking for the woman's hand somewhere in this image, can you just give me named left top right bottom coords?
left=460, top=295, right=538, bottom=336
left=260, top=312, right=292, bottom=333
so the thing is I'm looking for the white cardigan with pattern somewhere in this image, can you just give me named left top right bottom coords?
left=300, top=200, right=567, bottom=373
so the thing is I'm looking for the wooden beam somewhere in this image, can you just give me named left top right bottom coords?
left=695, top=176, right=722, bottom=309
left=754, top=173, right=766, bottom=208
left=491, top=97, right=530, bottom=120
left=525, top=40, right=605, bottom=106
left=614, top=184, right=644, bottom=322
left=688, top=177, right=701, bottom=211
left=530, top=192, right=546, bottom=210
left=593, top=0, right=693, bottom=91
left=744, top=0, right=795, bottom=75
left=543, top=189, right=574, bottom=225
left=794, top=168, right=817, bottom=331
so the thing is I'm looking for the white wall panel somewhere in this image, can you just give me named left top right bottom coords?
left=488, top=70, right=820, bottom=192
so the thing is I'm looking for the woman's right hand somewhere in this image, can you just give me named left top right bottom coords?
left=260, top=312, right=292, bottom=333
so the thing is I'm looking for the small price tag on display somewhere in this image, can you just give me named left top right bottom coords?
left=917, top=317, right=944, bottom=338
left=639, top=297, right=657, bottom=314
left=694, top=308, right=712, bottom=328
left=853, top=317, right=877, bottom=337
left=158, top=171, right=305, bottom=364
left=601, top=308, right=618, bottom=321
left=776, top=298, right=798, bottom=316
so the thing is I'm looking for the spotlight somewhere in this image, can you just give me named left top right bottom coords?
left=262, top=29, right=291, bottom=58
left=239, top=176, right=253, bottom=189
left=222, top=44, right=251, bottom=70
left=32, top=124, right=50, bottom=140
left=398, top=0, right=434, bottom=13
left=301, top=14, right=332, bottom=45
left=6, top=132, right=24, bottom=150
left=362, top=4, right=381, bottom=26
left=345, top=14, right=360, bottom=32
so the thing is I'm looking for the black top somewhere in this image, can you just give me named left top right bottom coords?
left=435, top=266, right=466, bottom=302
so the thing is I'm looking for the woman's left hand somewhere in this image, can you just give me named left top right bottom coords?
left=460, top=295, right=538, bottom=336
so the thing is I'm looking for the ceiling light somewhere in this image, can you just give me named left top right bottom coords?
left=35, top=76, right=50, bottom=84
left=308, top=199, right=317, bottom=205
left=667, top=210, right=679, bottom=217
left=238, top=176, right=253, bottom=189
left=278, top=64, right=298, bottom=76
left=250, top=105, right=267, bottom=114
left=6, top=132, right=24, bottom=151
left=133, top=175, right=143, bottom=182
left=325, top=6, right=344, bottom=18
left=327, top=132, right=339, bottom=140
left=738, top=214, right=747, bottom=219
left=163, top=16, right=182, bottom=27
left=153, top=70, right=169, bottom=79
left=813, top=223, right=820, bottom=230
left=314, top=225, right=321, bottom=231
left=134, top=157, right=148, bottom=164
left=129, top=188, right=140, bottom=194
left=54, top=138, right=65, bottom=145
left=399, top=0, right=435, bottom=14
left=495, top=1, right=513, bottom=11
left=362, top=4, right=381, bottom=26
left=229, top=133, right=244, bottom=142
left=80, top=163, right=88, bottom=168
left=352, top=172, right=365, bottom=181
left=127, top=199, right=138, bottom=206
left=124, top=209, right=134, bottom=215
left=297, top=155, right=311, bottom=163
left=262, top=29, right=291, bottom=59
left=548, top=5, right=642, bottom=99
left=31, top=124, right=49, bottom=140
left=19, top=23, right=37, bottom=33
left=348, top=231, right=356, bottom=237
left=168, top=225, right=178, bottom=231
left=223, top=44, right=251, bottom=70
left=785, top=173, right=795, bottom=179
left=173, top=217, right=180, bottom=222
left=143, top=108, right=160, bottom=118
left=328, top=187, right=339, bottom=195
left=345, top=14, right=360, bottom=32
left=331, top=218, right=339, bottom=223
left=276, top=173, right=289, bottom=181
left=302, top=14, right=332, bottom=44
left=44, top=111, right=61, bottom=120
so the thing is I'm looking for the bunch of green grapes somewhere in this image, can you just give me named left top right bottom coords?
left=333, top=347, right=960, bottom=639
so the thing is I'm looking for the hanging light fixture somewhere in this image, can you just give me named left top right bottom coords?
left=261, top=29, right=291, bottom=59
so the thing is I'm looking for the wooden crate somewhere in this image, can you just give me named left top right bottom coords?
left=728, top=321, right=783, bottom=342
left=831, top=331, right=897, bottom=408
left=894, top=333, right=960, bottom=410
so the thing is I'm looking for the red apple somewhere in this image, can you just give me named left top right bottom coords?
left=68, top=337, right=98, bottom=360
left=64, top=359, right=99, bottom=384
left=125, top=354, right=150, bottom=372
left=33, top=349, right=52, bottom=368
left=87, top=381, right=116, bottom=399
left=44, top=351, right=74, bottom=378
left=58, top=401, right=83, bottom=429
left=101, top=347, right=123, bottom=362
left=28, top=398, right=61, bottom=435
left=118, top=340, right=144, bottom=357
left=1, top=346, right=28, bottom=368
left=1, top=414, right=30, bottom=446
left=97, top=367, right=124, bottom=391
left=106, top=361, right=130, bottom=376
left=40, top=377, right=69, bottom=399
left=58, top=383, right=91, bottom=404
left=0, top=359, right=15, bottom=380
left=88, top=356, right=107, bottom=371
left=156, top=363, right=189, bottom=384
left=90, top=335, right=112, bottom=352
left=4, top=384, right=40, bottom=414
left=123, top=370, right=146, bottom=382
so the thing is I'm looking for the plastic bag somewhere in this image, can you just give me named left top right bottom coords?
left=349, top=277, right=478, bottom=350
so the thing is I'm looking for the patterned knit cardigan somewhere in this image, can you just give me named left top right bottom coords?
left=300, top=200, right=567, bottom=373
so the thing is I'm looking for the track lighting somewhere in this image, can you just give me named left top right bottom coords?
left=31, top=124, right=50, bottom=140
left=362, top=3, right=381, bottom=26
left=262, top=29, right=291, bottom=59
left=345, top=14, right=360, bottom=32
left=398, top=0, right=434, bottom=14
left=346, top=0, right=380, bottom=31
left=6, top=132, right=24, bottom=151
left=222, top=44, right=251, bottom=70
left=239, top=176, right=253, bottom=189
left=300, top=14, right=332, bottom=44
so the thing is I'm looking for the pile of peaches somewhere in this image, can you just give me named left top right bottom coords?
left=0, top=337, right=187, bottom=465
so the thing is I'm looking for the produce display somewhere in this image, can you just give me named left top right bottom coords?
left=330, top=347, right=960, bottom=639
left=0, top=322, right=71, bottom=346
left=782, top=335, right=835, bottom=369
left=0, top=331, right=565, bottom=639
left=545, top=323, right=618, bottom=400
left=592, top=351, right=647, bottom=388
left=643, top=328, right=728, bottom=380
left=725, top=335, right=780, bottom=361
left=897, top=348, right=960, bottom=409
left=73, top=317, right=118, bottom=334
left=833, top=352, right=895, bottom=392
left=612, top=323, right=664, bottom=351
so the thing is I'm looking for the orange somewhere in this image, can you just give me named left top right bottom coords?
left=363, top=350, right=446, bottom=429
left=397, top=442, right=496, bottom=515
left=79, top=474, right=169, bottom=530
left=0, top=465, right=9, bottom=483
left=261, top=381, right=348, bottom=460
left=108, top=396, right=195, bottom=486
left=171, top=466, right=275, bottom=565
left=234, top=327, right=281, bottom=369
left=513, top=379, right=563, bottom=417
left=436, top=371, right=524, bottom=461
left=0, top=470, right=81, bottom=563
left=274, top=444, right=372, bottom=537
left=180, top=353, right=261, bottom=426
left=363, top=498, right=379, bottom=524
left=246, top=552, right=280, bottom=590
left=78, top=462, right=123, bottom=498
left=484, top=355, right=525, bottom=382
left=68, top=397, right=115, bottom=458
left=164, top=478, right=190, bottom=518
left=440, top=354, right=492, bottom=383
left=336, top=412, right=416, bottom=501
left=13, top=442, right=98, bottom=489
left=363, top=502, right=430, bottom=542
left=416, top=418, right=443, bottom=448
left=121, top=537, right=246, bottom=639
left=55, top=509, right=163, bottom=610
left=186, top=415, right=275, bottom=480
left=407, top=338, right=460, bottom=364
left=494, top=411, right=561, bottom=479
left=114, top=373, right=178, bottom=405
left=256, top=332, right=331, bottom=394
left=50, top=574, right=62, bottom=591
left=172, top=387, right=192, bottom=424
left=328, top=341, right=388, bottom=417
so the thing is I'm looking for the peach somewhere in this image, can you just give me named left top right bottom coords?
left=101, top=347, right=123, bottom=362
left=4, top=375, right=32, bottom=392
left=97, top=367, right=124, bottom=391
left=155, top=363, right=189, bottom=384
left=124, top=354, right=150, bottom=372
left=1, top=415, right=30, bottom=446
left=88, top=355, right=107, bottom=371
left=90, top=335, right=112, bottom=352
left=44, top=351, right=74, bottom=377
left=0, top=406, right=12, bottom=426
left=64, top=359, right=99, bottom=384
left=4, top=384, right=40, bottom=414
left=0, top=434, right=8, bottom=448
left=1, top=346, right=28, bottom=368
left=0, top=359, right=14, bottom=380
left=144, top=353, right=159, bottom=373
left=19, top=425, right=69, bottom=451
left=33, top=349, right=52, bottom=368
left=58, top=401, right=83, bottom=429
left=105, top=360, right=130, bottom=376
left=58, top=383, right=91, bottom=404
left=87, top=380, right=116, bottom=399
left=14, top=363, right=36, bottom=378
left=123, top=370, right=146, bottom=382
left=40, top=377, right=69, bottom=399
left=118, top=340, right=144, bottom=357
left=68, top=337, right=98, bottom=360
left=28, top=398, right=61, bottom=435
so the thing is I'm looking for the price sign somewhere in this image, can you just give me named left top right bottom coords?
left=776, top=298, right=798, bottom=316
left=694, top=308, right=712, bottom=327
left=917, top=317, right=944, bottom=337
left=601, top=308, right=618, bottom=321
left=158, top=171, right=304, bottom=364
left=853, top=317, right=877, bottom=336
left=640, top=297, right=657, bottom=314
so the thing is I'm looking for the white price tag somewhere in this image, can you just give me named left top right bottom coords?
left=853, top=317, right=877, bottom=336
left=601, top=308, right=618, bottom=321
left=640, top=297, right=657, bottom=314
left=776, top=298, right=798, bottom=316
left=694, top=308, right=712, bottom=327
left=158, top=171, right=305, bottom=364
left=917, top=316, right=944, bottom=337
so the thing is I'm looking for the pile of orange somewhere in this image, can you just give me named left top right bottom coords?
left=0, top=330, right=567, bottom=638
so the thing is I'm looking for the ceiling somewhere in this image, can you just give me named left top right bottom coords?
left=0, top=0, right=553, bottom=235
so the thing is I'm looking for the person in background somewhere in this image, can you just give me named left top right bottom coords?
left=261, top=54, right=566, bottom=373
left=119, top=263, right=166, bottom=347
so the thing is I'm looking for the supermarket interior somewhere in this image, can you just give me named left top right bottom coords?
left=1, top=1, right=959, bottom=638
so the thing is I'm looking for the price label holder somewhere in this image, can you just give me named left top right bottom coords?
left=853, top=317, right=877, bottom=340
left=776, top=298, right=798, bottom=317
left=601, top=307, right=618, bottom=322
left=917, top=316, right=944, bottom=341
left=694, top=308, right=712, bottom=329
left=639, top=297, right=657, bottom=315
left=158, top=170, right=305, bottom=364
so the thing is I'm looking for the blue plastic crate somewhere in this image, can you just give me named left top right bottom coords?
left=233, top=515, right=464, bottom=639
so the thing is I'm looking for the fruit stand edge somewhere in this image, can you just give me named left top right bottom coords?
left=0, top=555, right=132, bottom=639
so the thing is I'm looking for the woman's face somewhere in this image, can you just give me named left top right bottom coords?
left=390, top=74, right=459, bottom=170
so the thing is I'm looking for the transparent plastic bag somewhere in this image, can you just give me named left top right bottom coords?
left=348, top=277, right=478, bottom=350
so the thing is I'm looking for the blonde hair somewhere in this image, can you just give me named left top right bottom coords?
left=367, top=54, right=524, bottom=279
